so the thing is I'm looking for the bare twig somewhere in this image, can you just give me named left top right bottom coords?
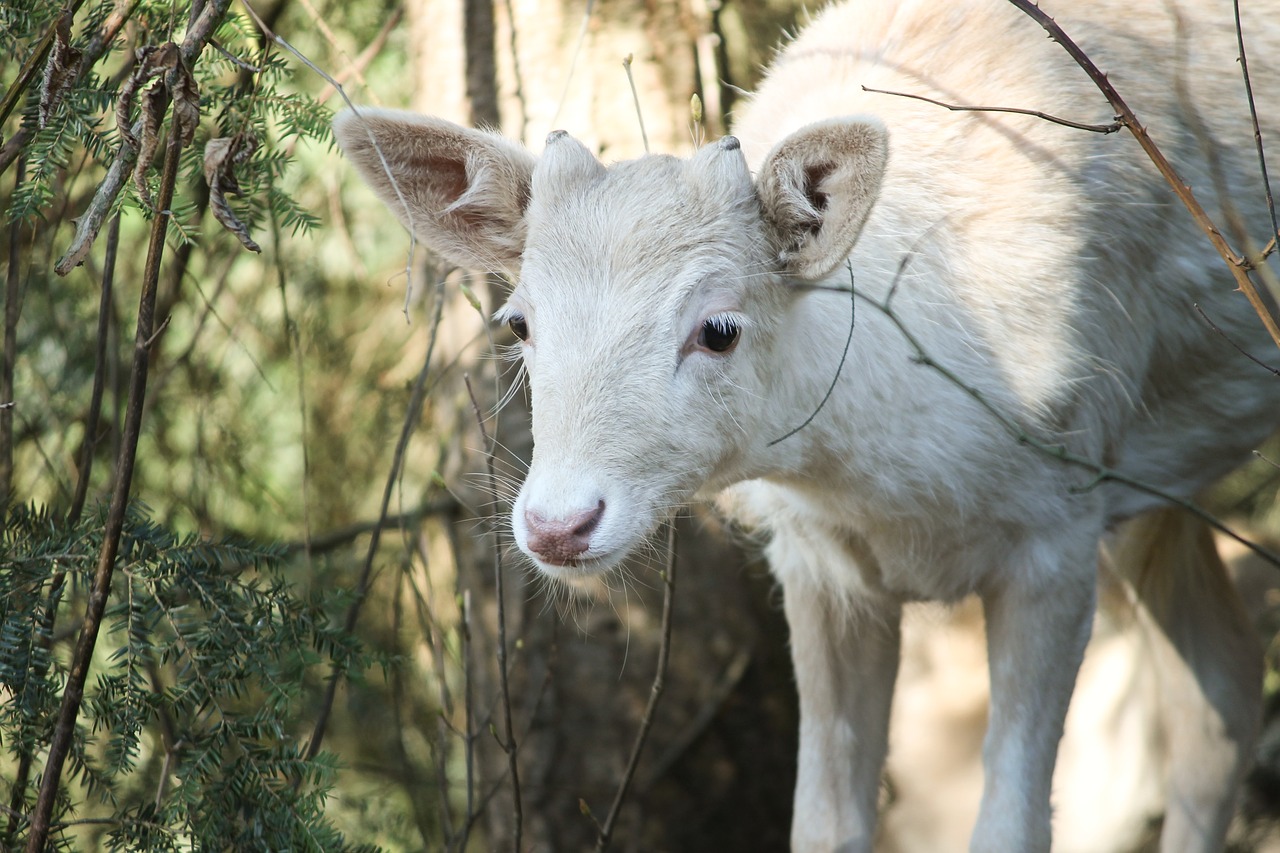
left=67, top=213, right=122, bottom=525
left=314, top=6, right=402, bottom=106
left=1004, top=0, right=1280, bottom=351
left=769, top=262, right=856, bottom=446
left=0, top=0, right=89, bottom=129
left=1194, top=303, right=1280, bottom=377
left=240, top=0, right=421, bottom=319
left=638, top=646, right=751, bottom=791
left=277, top=499, right=459, bottom=556
left=857, top=284, right=1280, bottom=569
left=464, top=372, right=523, bottom=852
left=302, top=267, right=446, bottom=763
left=622, top=54, right=650, bottom=155
left=861, top=85, right=1121, bottom=134
left=595, top=520, right=678, bottom=852
left=551, top=0, right=595, bottom=130
left=459, top=588, right=476, bottom=852
left=1234, top=0, right=1278, bottom=253
left=499, top=0, right=528, bottom=142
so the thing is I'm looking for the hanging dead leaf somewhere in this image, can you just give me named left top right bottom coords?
left=39, top=11, right=81, bottom=129
left=119, top=42, right=201, bottom=207
left=132, top=82, right=169, bottom=206
left=171, top=60, right=200, bottom=147
left=204, top=135, right=261, bottom=253
left=116, top=45, right=164, bottom=150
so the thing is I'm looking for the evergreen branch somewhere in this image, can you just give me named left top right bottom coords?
left=26, top=96, right=185, bottom=853
left=54, top=0, right=234, bottom=276
left=25, top=2, right=232, bottom=842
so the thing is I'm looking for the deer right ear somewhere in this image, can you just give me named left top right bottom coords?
left=756, top=117, right=888, bottom=282
left=333, top=108, right=535, bottom=274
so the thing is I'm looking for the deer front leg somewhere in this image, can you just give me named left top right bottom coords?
left=972, top=536, right=1097, bottom=853
left=784, top=577, right=902, bottom=853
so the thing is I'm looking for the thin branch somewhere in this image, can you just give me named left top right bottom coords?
left=314, top=6, right=403, bottom=107
left=1195, top=303, right=1280, bottom=377
left=2, top=158, right=24, bottom=507
left=861, top=85, right=1121, bottom=134
left=277, top=499, right=459, bottom=556
left=1234, top=0, right=1278, bottom=251
left=859, top=285, right=1280, bottom=569
left=769, top=262, right=856, bottom=446
left=638, top=646, right=751, bottom=791
left=240, top=0, right=421, bottom=319
left=67, top=213, right=121, bottom=525
left=1004, top=0, right=1280, bottom=351
left=595, top=519, right=678, bottom=852
left=458, top=588, right=476, bottom=852
left=0, top=0, right=90, bottom=129
left=302, top=268, right=447, bottom=763
left=551, top=0, right=594, bottom=130
left=464, top=372, right=522, bottom=853
left=622, top=54, right=649, bottom=154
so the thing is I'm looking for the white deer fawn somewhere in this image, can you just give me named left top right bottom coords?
left=335, top=0, right=1280, bottom=849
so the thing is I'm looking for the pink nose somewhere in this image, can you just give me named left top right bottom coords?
left=524, top=500, right=605, bottom=565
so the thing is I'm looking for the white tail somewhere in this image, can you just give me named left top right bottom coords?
left=335, top=0, right=1280, bottom=849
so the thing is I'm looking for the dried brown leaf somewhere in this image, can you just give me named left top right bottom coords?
left=204, top=135, right=261, bottom=253
left=171, top=61, right=200, bottom=147
left=39, top=11, right=82, bottom=129
left=132, top=82, right=168, bottom=206
left=116, top=43, right=181, bottom=150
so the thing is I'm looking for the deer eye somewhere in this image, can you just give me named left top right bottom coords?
left=508, top=313, right=529, bottom=341
left=698, top=315, right=740, bottom=353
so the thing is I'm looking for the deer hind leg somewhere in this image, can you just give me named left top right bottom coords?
left=1109, top=509, right=1263, bottom=853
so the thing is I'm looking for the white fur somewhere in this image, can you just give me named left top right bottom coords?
left=335, top=0, right=1280, bottom=849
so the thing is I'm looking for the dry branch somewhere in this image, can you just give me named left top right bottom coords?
left=26, top=83, right=186, bottom=853
left=595, top=521, right=678, bottom=852
left=465, top=372, right=523, bottom=852
left=54, top=0, right=233, bottom=275
left=861, top=84, right=1121, bottom=134
left=1004, top=0, right=1280, bottom=351
left=854, top=280, right=1280, bottom=569
left=302, top=269, right=447, bottom=764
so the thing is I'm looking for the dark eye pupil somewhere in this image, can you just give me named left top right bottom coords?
left=509, top=315, right=529, bottom=341
left=700, top=317, right=739, bottom=353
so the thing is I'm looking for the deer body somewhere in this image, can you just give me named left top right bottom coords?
left=336, top=0, right=1280, bottom=849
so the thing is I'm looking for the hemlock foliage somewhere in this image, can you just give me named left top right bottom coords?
left=1, top=504, right=370, bottom=851
left=1, top=0, right=392, bottom=848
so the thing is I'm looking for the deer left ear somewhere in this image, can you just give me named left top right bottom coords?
left=333, top=108, right=535, bottom=274
left=756, top=117, right=888, bottom=281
